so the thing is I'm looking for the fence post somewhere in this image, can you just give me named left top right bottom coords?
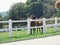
left=43, top=18, right=46, bottom=33
left=27, top=19, right=31, bottom=35
left=55, top=17, right=58, bottom=32
left=9, top=19, right=12, bottom=38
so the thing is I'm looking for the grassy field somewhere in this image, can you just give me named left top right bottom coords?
left=0, top=27, right=60, bottom=43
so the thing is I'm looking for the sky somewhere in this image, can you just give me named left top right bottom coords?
left=0, top=0, right=27, bottom=12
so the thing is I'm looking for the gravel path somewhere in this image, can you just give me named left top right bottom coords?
left=0, top=35, right=60, bottom=45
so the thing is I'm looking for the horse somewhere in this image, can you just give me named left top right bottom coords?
left=37, top=21, right=43, bottom=34
left=30, top=15, right=43, bottom=34
left=30, top=16, right=37, bottom=34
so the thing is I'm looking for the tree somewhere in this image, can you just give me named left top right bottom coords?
left=9, top=2, right=27, bottom=20
left=26, top=0, right=38, bottom=5
left=42, top=0, right=56, bottom=18
left=55, top=10, right=60, bottom=17
left=26, top=0, right=43, bottom=18
left=42, top=4, right=55, bottom=18
left=3, top=15, right=9, bottom=20
left=26, top=0, right=59, bottom=18
left=0, top=15, right=3, bottom=28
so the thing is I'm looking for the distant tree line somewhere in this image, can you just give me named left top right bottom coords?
left=4, top=0, right=60, bottom=20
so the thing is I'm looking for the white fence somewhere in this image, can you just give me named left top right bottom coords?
left=0, top=17, right=60, bottom=37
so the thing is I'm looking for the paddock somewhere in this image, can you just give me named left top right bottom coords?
left=0, top=17, right=60, bottom=38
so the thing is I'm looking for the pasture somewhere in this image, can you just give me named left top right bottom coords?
left=0, top=17, right=60, bottom=43
left=0, top=27, right=60, bottom=43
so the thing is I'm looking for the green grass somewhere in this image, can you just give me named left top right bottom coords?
left=0, top=27, right=60, bottom=43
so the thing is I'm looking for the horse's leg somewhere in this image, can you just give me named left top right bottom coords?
left=37, top=28, right=39, bottom=34
left=33, top=28, right=36, bottom=34
left=37, top=27, right=41, bottom=34
left=35, top=28, right=37, bottom=34
left=30, top=28, right=32, bottom=35
left=39, top=28, right=41, bottom=34
left=41, top=27, right=43, bottom=33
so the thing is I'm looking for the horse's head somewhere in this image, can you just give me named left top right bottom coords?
left=37, top=21, right=43, bottom=26
left=29, top=14, right=37, bottom=19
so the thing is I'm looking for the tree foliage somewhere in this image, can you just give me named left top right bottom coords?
left=42, top=0, right=56, bottom=18
left=9, top=0, right=60, bottom=20
left=26, top=0, right=56, bottom=18
left=9, top=2, right=27, bottom=20
left=0, top=15, right=3, bottom=28
left=28, top=2, right=43, bottom=18
left=26, top=0, right=43, bottom=18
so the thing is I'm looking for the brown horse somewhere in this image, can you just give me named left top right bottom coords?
left=30, top=16, right=37, bottom=34
left=30, top=15, right=43, bottom=34
left=37, top=21, right=43, bottom=34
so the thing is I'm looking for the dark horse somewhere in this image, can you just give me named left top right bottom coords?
left=30, top=15, right=43, bottom=34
